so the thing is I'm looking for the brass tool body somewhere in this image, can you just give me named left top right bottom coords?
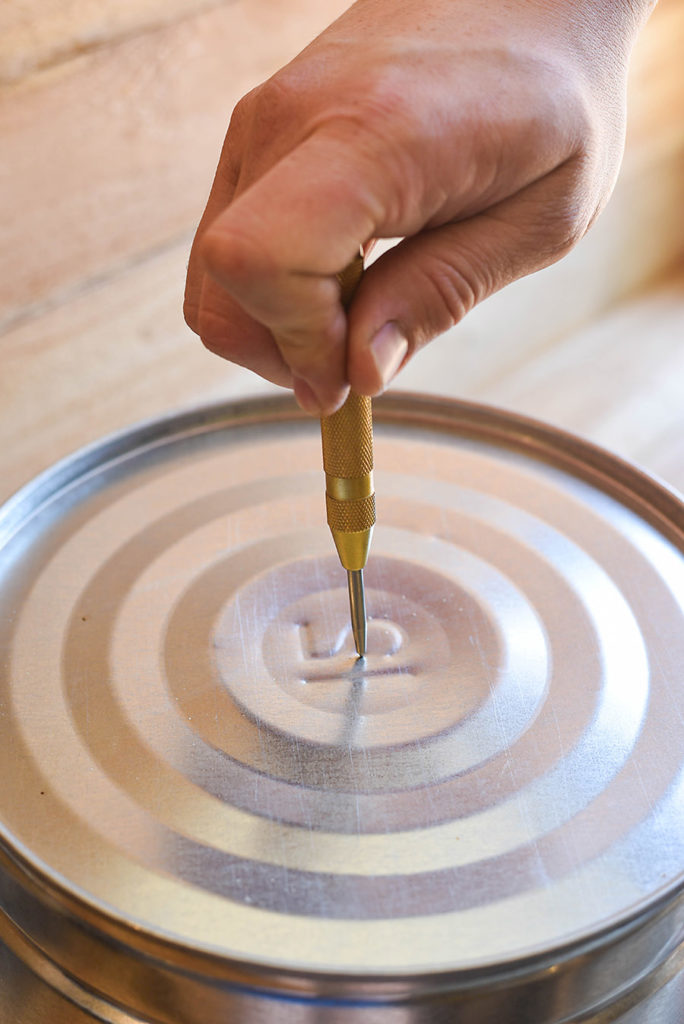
left=320, top=255, right=374, bottom=657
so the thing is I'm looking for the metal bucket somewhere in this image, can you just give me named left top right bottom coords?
left=1, top=394, right=683, bottom=1023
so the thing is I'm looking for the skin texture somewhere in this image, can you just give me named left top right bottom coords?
left=184, top=0, right=656, bottom=415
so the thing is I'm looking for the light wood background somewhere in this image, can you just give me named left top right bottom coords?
left=1, top=0, right=683, bottom=506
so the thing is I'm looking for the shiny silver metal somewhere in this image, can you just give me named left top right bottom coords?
left=1, top=393, right=684, bottom=1023
left=347, top=567, right=367, bottom=657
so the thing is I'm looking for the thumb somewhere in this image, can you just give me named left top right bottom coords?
left=347, top=165, right=590, bottom=396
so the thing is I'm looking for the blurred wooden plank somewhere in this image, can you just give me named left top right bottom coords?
left=622, top=0, right=684, bottom=156
left=0, top=0, right=349, bottom=328
left=0, top=239, right=276, bottom=503
left=457, top=264, right=684, bottom=494
left=0, top=0, right=223, bottom=85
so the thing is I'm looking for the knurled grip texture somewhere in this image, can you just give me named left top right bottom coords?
left=321, top=392, right=373, bottom=478
left=325, top=492, right=376, bottom=534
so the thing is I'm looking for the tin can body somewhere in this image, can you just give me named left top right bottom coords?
left=1, top=922, right=684, bottom=1023
left=1, top=396, right=684, bottom=1022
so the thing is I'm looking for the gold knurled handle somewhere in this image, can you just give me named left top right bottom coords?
left=321, top=391, right=373, bottom=479
left=320, top=251, right=376, bottom=554
left=325, top=492, right=376, bottom=533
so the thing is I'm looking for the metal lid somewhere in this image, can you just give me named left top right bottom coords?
left=1, top=394, right=684, bottom=993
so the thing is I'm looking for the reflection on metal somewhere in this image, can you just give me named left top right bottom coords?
left=347, top=567, right=367, bottom=657
left=0, top=394, right=684, bottom=1022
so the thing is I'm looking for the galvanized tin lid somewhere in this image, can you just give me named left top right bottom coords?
left=1, top=394, right=684, bottom=1006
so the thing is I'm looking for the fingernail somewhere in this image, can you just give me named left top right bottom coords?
left=293, top=377, right=322, bottom=416
left=370, top=322, right=408, bottom=390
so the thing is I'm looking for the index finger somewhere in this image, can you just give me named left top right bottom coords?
left=184, top=116, right=245, bottom=333
left=199, top=123, right=392, bottom=412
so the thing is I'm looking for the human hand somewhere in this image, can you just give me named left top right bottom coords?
left=184, top=0, right=653, bottom=415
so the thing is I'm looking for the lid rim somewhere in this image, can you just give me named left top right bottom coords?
left=2, top=834, right=683, bottom=992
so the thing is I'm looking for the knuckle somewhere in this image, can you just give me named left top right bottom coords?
left=420, top=252, right=488, bottom=330
left=183, top=297, right=199, bottom=334
left=543, top=190, right=592, bottom=259
left=347, top=73, right=417, bottom=168
left=200, top=334, right=223, bottom=358
left=202, top=223, right=275, bottom=290
left=358, top=64, right=414, bottom=128
left=277, top=322, right=338, bottom=365
left=249, top=70, right=309, bottom=131
left=226, top=73, right=309, bottom=169
left=554, top=215, right=587, bottom=257
left=196, top=307, right=228, bottom=356
left=228, top=75, right=292, bottom=140
left=229, top=86, right=258, bottom=130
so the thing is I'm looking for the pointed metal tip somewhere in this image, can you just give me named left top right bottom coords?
left=347, top=568, right=367, bottom=658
